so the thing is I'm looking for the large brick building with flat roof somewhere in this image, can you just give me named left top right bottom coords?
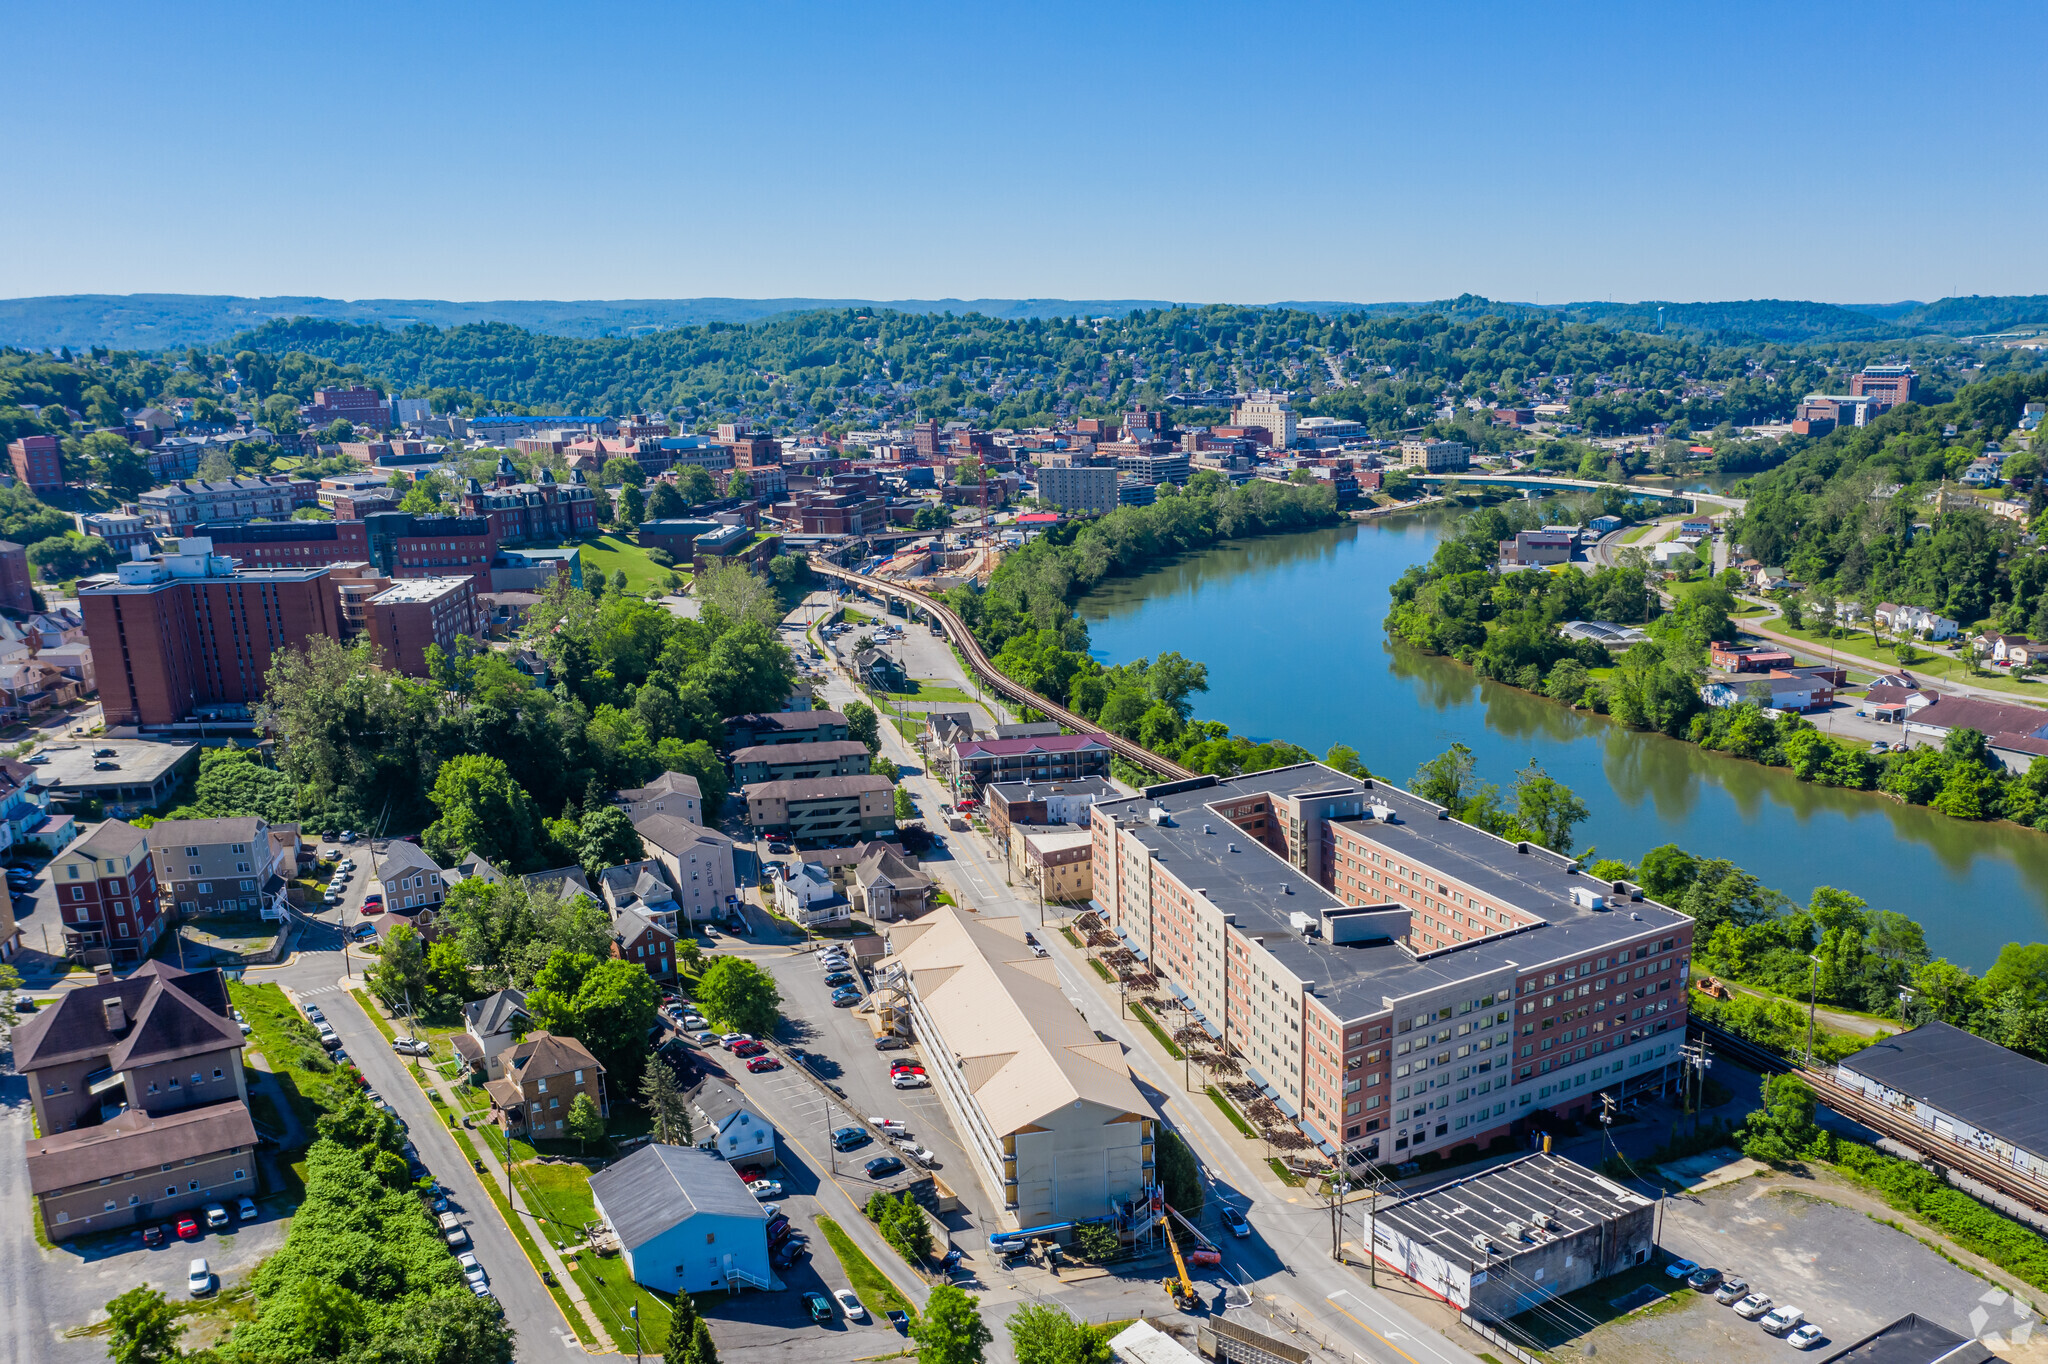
left=198, top=511, right=496, bottom=588
left=364, top=576, right=480, bottom=675
left=1092, top=764, right=1693, bottom=1167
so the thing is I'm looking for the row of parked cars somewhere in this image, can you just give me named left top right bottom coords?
left=1668, top=1260, right=1824, bottom=1348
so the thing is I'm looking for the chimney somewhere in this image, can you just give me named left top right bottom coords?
left=94, top=964, right=115, bottom=984
left=103, top=996, right=127, bottom=1033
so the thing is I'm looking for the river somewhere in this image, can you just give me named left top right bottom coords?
left=1077, top=513, right=2048, bottom=971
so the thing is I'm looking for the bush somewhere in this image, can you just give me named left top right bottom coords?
left=1832, top=1139, right=2048, bottom=1293
left=864, top=1190, right=932, bottom=1264
left=1071, top=1221, right=1121, bottom=1262
left=646, top=547, right=675, bottom=567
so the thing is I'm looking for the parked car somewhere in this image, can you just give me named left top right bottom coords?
left=176, top=1216, right=199, bottom=1239
left=1786, top=1324, right=1825, bottom=1350
left=893, top=1142, right=936, bottom=1167
left=747, top=1179, right=784, bottom=1200
left=889, top=1062, right=926, bottom=1076
left=746, top=1056, right=782, bottom=1073
left=832, top=990, right=861, bottom=1008
left=1687, top=1267, right=1724, bottom=1292
left=204, top=1203, right=229, bottom=1229
left=187, top=1258, right=214, bottom=1297
left=832, top=1126, right=871, bottom=1151
left=305, top=1006, right=326, bottom=1024
left=1760, top=1306, right=1806, bottom=1336
left=236, top=1196, right=259, bottom=1222
left=835, top=1289, right=867, bottom=1321
left=142, top=1223, right=167, bottom=1247
left=892, top=1073, right=927, bottom=1089
left=732, top=1041, right=768, bottom=1058
left=441, top=1213, right=470, bottom=1249
left=689, top=1030, right=718, bottom=1045
left=1714, top=1276, right=1750, bottom=1305
left=804, top=1292, right=833, bottom=1323
left=875, top=1036, right=910, bottom=1051
left=458, top=1253, right=487, bottom=1287
left=1663, top=1258, right=1698, bottom=1281
left=719, top=1033, right=752, bottom=1050
left=1733, top=1293, right=1775, bottom=1320
left=1219, top=1204, right=1250, bottom=1238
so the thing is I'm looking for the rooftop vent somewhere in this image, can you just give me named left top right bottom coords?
left=1203, top=824, right=1213, bottom=834
left=102, top=997, right=126, bottom=1033
left=1470, top=1232, right=1494, bottom=1255
left=1147, top=807, right=1170, bottom=827
left=1368, top=802, right=1396, bottom=823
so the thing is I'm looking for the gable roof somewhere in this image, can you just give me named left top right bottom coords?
left=686, top=1075, right=774, bottom=1137
left=954, top=734, right=1108, bottom=759
left=108, top=972, right=246, bottom=1070
left=599, top=860, right=677, bottom=914
left=881, top=906, right=1144, bottom=1138
left=142, top=816, right=264, bottom=850
left=618, top=771, right=703, bottom=803
left=12, top=962, right=236, bottom=1072
left=25, top=1102, right=257, bottom=1194
left=506, top=1030, right=603, bottom=1082
left=523, top=866, right=594, bottom=901
left=374, top=840, right=444, bottom=880
left=463, top=987, right=528, bottom=1040
left=633, top=812, right=732, bottom=858
left=855, top=844, right=929, bottom=891
left=587, top=1143, right=765, bottom=1251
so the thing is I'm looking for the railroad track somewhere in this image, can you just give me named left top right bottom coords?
left=805, top=558, right=1197, bottom=783
left=1692, top=1018, right=2048, bottom=1216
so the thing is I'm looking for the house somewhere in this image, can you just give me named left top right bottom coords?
left=924, top=711, right=975, bottom=749
left=372, top=840, right=448, bottom=916
left=484, top=1031, right=606, bottom=1136
left=444, top=849, right=506, bottom=892
left=1877, top=603, right=1961, bottom=641
left=1960, top=458, right=2003, bottom=488
left=851, top=843, right=931, bottom=922
left=1707, top=643, right=1795, bottom=673
left=0, top=658, right=82, bottom=721
left=455, top=987, right=528, bottom=1079
left=1497, top=529, right=1574, bottom=568
left=587, top=1143, right=771, bottom=1296
left=598, top=861, right=681, bottom=980
left=772, top=861, right=851, bottom=926
left=1975, top=633, right=2041, bottom=665
left=729, top=740, right=872, bottom=787
left=950, top=734, right=1112, bottom=793
left=53, top=819, right=164, bottom=966
left=523, top=866, right=597, bottom=906
left=1699, top=668, right=1837, bottom=713
left=985, top=776, right=1117, bottom=845
left=144, top=816, right=294, bottom=920
left=14, top=962, right=258, bottom=1240
left=631, top=813, right=739, bottom=925
left=616, top=771, right=703, bottom=827
left=686, top=1075, right=778, bottom=1165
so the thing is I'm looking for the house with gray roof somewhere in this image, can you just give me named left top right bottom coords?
left=588, top=1143, right=772, bottom=1295
left=631, top=813, right=738, bottom=925
left=617, top=770, right=704, bottom=826
left=686, top=1075, right=778, bottom=1165
left=456, top=986, right=528, bottom=1079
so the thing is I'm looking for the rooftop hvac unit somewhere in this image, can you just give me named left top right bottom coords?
left=1568, top=886, right=1607, bottom=911
left=1470, top=1233, right=1494, bottom=1254
left=1368, top=802, right=1396, bottom=822
left=1532, top=1211, right=1558, bottom=1232
left=1147, top=807, right=1170, bottom=826
left=1503, top=1222, right=1527, bottom=1243
left=1288, top=911, right=1318, bottom=936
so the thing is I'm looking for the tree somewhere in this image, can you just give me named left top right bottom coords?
left=1740, top=1073, right=1819, bottom=1165
left=1323, top=744, right=1370, bottom=778
left=427, top=938, right=473, bottom=1000
left=1008, top=1302, right=1112, bottom=1364
left=525, top=950, right=597, bottom=1036
left=571, top=957, right=662, bottom=1085
left=911, top=1285, right=991, bottom=1364
left=727, top=471, right=754, bottom=501
left=895, top=786, right=916, bottom=821
left=103, top=1285, right=183, bottom=1364
left=27, top=531, right=112, bottom=581
left=0, top=962, right=21, bottom=1042
left=641, top=1052, right=694, bottom=1145
left=1513, top=762, right=1590, bottom=853
left=197, top=448, right=239, bottom=481
left=602, top=456, right=644, bottom=488
left=424, top=755, right=544, bottom=871
left=699, top=563, right=779, bottom=628
left=674, top=465, right=716, bottom=504
left=662, top=1292, right=704, bottom=1364
left=70, top=431, right=151, bottom=497
left=1154, top=1126, right=1202, bottom=1214
left=574, top=805, right=644, bottom=879
left=369, top=923, right=431, bottom=1016
left=646, top=481, right=687, bottom=520
left=185, top=745, right=297, bottom=822
left=615, top=485, right=646, bottom=531
left=695, top=956, right=781, bottom=1034
left=1983, top=942, right=2048, bottom=1008
left=845, top=701, right=881, bottom=753
left=1411, top=743, right=1476, bottom=811
left=567, top=1091, right=607, bottom=1152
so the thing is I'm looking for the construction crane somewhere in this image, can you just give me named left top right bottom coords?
left=1158, top=1204, right=1203, bottom=1311
left=1165, top=1204, right=1222, bottom=1267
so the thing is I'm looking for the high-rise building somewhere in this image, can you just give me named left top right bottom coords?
left=1850, top=365, right=1917, bottom=411
left=1400, top=439, right=1471, bottom=472
left=0, top=541, right=33, bottom=614
left=7, top=434, right=63, bottom=492
left=363, top=576, right=481, bottom=675
left=1231, top=390, right=1297, bottom=450
left=79, top=538, right=349, bottom=729
left=1034, top=465, right=1118, bottom=515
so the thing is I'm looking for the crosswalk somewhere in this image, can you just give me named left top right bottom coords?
left=296, top=983, right=347, bottom=999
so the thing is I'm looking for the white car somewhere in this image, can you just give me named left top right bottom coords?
left=891, top=1073, right=927, bottom=1089
left=236, top=1196, right=258, bottom=1221
left=894, top=1141, right=937, bottom=1166
left=834, top=1288, right=867, bottom=1321
left=1785, top=1324, right=1825, bottom=1350
left=747, top=1179, right=784, bottom=1200
left=187, top=1258, right=214, bottom=1296
left=1761, top=1306, right=1806, bottom=1336
left=1733, top=1293, right=1774, bottom=1320
left=458, top=1252, right=487, bottom=1287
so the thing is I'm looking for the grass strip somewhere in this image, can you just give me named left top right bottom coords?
left=816, top=1215, right=916, bottom=1321
left=1060, top=926, right=1083, bottom=949
left=565, top=1241, right=675, bottom=1354
left=1267, top=1158, right=1304, bottom=1187
left=1086, top=956, right=1112, bottom=981
left=1206, top=1086, right=1256, bottom=1138
left=350, top=988, right=398, bottom=1043
left=450, top=1126, right=598, bottom=1348
left=1129, top=998, right=1184, bottom=1060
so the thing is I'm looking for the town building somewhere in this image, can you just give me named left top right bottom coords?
left=1851, top=365, right=1918, bottom=411
left=1797, top=394, right=1880, bottom=430
left=1498, top=530, right=1574, bottom=568
left=454, top=987, right=529, bottom=1080
left=77, top=512, right=154, bottom=559
left=307, top=385, right=390, bottom=430
left=1707, top=643, right=1796, bottom=672
left=1014, top=826, right=1094, bottom=903
left=144, top=816, right=295, bottom=918
left=586, top=1143, right=771, bottom=1295
left=951, top=734, right=1113, bottom=793
left=138, top=477, right=309, bottom=535
left=363, top=576, right=480, bottom=676
left=851, top=843, right=930, bottom=921
left=81, top=540, right=351, bottom=730
left=772, top=861, right=850, bottom=926
left=1699, top=667, right=1838, bottom=713
left=1032, top=464, right=1118, bottom=515
left=743, top=774, right=896, bottom=842
left=52, top=820, right=163, bottom=966
left=16, top=962, right=257, bottom=1241
left=485, top=1032, right=606, bottom=1136
left=724, top=708, right=850, bottom=750
left=1092, top=764, right=1693, bottom=1164
left=986, top=776, right=1118, bottom=845
left=598, top=861, right=681, bottom=979
left=1400, top=440, right=1472, bottom=472
left=371, top=840, right=448, bottom=916
left=1834, top=1022, right=2048, bottom=1183
left=616, top=771, right=704, bottom=826
left=458, top=457, right=600, bottom=544
left=630, top=813, right=738, bottom=926
left=1371, top=1152, right=1654, bottom=1316
left=876, top=907, right=1155, bottom=1231
left=0, top=541, right=32, bottom=615
left=8, top=434, right=63, bottom=491
left=729, top=739, right=872, bottom=787
left=197, top=513, right=497, bottom=589
left=1232, top=391, right=1298, bottom=450
left=33, top=739, right=195, bottom=818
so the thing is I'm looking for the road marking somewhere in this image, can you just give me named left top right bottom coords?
left=1327, top=1290, right=1469, bottom=1364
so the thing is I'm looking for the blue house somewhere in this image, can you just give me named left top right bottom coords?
left=588, top=1144, right=771, bottom=1295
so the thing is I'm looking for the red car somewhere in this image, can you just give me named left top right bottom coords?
left=890, top=1062, right=926, bottom=1076
left=176, top=1217, right=200, bottom=1240
left=732, top=1041, right=768, bottom=1058
left=746, top=1056, right=782, bottom=1073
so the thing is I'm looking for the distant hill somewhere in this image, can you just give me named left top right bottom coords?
left=0, top=294, right=1183, bottom=351
left=1891, top=295, right=2048, bottom=335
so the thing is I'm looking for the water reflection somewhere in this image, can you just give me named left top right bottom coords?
left=1079, top=515, right=2048, bottom=968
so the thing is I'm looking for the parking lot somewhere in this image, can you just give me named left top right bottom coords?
left=1555, top=1174, right=2043, bottom=1363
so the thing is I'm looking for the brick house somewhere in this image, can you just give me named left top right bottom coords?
left=54, top=820, right=163, bottom=966
left=485, top=1032, right=607, bottom=1136
left=598, top=861, right=681, bottom=981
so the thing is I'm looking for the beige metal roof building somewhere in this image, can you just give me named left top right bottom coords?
left=877, top=905, right=1154, bottom=1232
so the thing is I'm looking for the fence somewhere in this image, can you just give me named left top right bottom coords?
left=1458, top=1312, right=1546, bottom=1364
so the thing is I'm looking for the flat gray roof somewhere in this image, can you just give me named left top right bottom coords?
left=1098, top=764, right=1688, bottom=1018
left=36, top=740, right=195, bottom=792
left=1376, top=1152, right=1651, bottom=1275
left=1838, top=1021, right=2048, bottom=1160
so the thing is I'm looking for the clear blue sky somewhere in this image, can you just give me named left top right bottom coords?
left=8, top=1, right=2044, bottom=306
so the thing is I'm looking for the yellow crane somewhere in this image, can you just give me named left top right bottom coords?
left=1160, top=1209, right=1198, bottom=1311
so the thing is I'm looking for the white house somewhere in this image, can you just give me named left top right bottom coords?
left=455, top=987, right=528, bottom=1080
left=687, top=1076, right=778, bottom=1165
left=1876, top=602, right=1960, bottom=641
left=772, top=862, right=850, bottom=926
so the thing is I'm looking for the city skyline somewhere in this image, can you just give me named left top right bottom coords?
left=6, top=1, right=2046, bottom=306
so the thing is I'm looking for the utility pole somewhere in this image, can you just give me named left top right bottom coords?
left=1805, top=954, right=1821, bottom=1067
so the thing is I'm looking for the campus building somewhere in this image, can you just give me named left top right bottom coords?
left=1091, top=764, right=1693, bottom=1166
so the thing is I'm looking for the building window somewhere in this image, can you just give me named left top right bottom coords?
left=233, top=1169, right=246, bottom=1181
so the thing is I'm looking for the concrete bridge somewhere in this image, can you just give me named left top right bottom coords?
left=804, top=557, right=1198, bottom=782
left=1410, top=473, right=1746, bottom=513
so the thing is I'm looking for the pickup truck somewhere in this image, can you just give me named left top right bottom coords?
left=438, top=1212, right=469, bottom=1249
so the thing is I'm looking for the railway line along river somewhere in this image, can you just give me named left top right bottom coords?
left=1076, top=511, right=2048, bottom=971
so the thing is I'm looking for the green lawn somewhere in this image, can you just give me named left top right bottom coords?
left=566, top=1243, right=679, bottom=1354
left=517, top=1160, right=599, bottom=1238
left=578, top=533, right=685, bottom=596
left=880, top=680, right=979, bottom=705
left=451, top=1127, right=598, bottom=1348
left=230, top=981, right=358, bottom=1136
left=815, top=1215, right=916, bottom=1321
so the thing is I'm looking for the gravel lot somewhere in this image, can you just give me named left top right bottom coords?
left=1562, top=1176, right=2043, bottom=1364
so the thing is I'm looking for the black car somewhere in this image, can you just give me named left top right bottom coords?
left=824, top=971, right=855, bottom=987
left=865, top=1155, right=905, bottom=1179
left=766, top=1214, right=792, bottom=1245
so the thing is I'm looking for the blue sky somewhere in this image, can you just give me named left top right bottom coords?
left=7, top=1, right=2044, bottom=306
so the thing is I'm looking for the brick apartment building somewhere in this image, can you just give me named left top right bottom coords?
left=7, top=434, right=64, bottom=491
left=485, top=1032, right=607, bottom=1136
left=1092, top=765, right=1692, bottom=1166
left=459, top=457, right=600, bottom=543
left=789, top=491, right=890, bottom=535
left=716, top=423, right=782, bottom=474
left=0, top=541, right=34, bottom=614
left=79, top=538, right=350, bottom=729
left=16, top=961, right=258, bottom=1241
left=53, top=819, right=163, bottom=966
left=306, top=385, right=390, bottom=430
left=199, top=511, right=496, bottom=589
left=364, top=576, right=481, bottom=674
left=138, top=477, right=315, bottom=536
left=1850, top=365, right=1917, bottom=411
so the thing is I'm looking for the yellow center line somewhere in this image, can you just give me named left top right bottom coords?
left=1321, top=1292, right=1426, bottom=1364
